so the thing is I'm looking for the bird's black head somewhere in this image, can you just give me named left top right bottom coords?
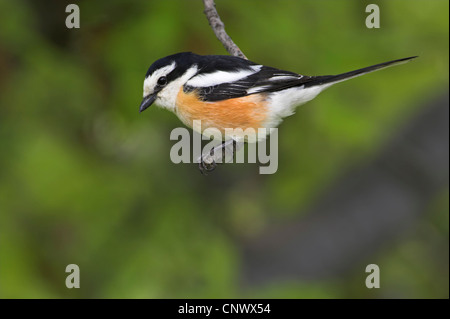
left=139, top=52, right=201, bottom=112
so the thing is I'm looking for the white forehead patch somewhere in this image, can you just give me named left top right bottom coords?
left=143, top=61, right=176, bottom=97
left=186, top=65, right=262, bottom=87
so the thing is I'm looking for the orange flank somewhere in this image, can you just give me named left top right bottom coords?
left=175, top=88, right=268, bottom=135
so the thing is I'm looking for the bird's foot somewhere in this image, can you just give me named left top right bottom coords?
left=197, top=139, right=240, bottom=175
left=198, top=148, right=217, bottom=175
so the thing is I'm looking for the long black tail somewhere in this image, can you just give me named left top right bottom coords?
left=305, top=56, right=418, bottom=88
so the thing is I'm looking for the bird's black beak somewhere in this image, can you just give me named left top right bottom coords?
left=139, top=94, right=157, bottom=113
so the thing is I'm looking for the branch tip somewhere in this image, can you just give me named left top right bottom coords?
left=202, top=0, right=247, bottom=60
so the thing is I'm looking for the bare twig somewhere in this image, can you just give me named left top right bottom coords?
left=202, top=0, right=247, bottom=59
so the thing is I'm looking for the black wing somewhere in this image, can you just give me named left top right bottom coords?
left=184, top=64, right=331, bottom=102
left=182, top=55, right=417, bottom=102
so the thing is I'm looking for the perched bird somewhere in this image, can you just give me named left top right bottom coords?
left=139, top=52, right=416, bottom=172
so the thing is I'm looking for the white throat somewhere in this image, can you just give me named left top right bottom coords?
left=154, top=66, right=198, bottom=112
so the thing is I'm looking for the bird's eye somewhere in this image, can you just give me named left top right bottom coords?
left=157, top=76, right=167, bottom=86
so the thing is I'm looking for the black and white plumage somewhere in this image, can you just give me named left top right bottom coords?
left=140, top=52, right=417, bottom=141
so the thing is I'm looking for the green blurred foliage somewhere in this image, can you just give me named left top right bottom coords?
left=0, top=0, right=448, bottom=298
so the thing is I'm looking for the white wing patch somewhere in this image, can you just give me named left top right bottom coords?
left=246, top=74, right=302, bottom=94
left=187, top=65, right=262, bottom=87
left=246, top=85, right=271, bottom=94
left=268, top=75, right=302, bottom=81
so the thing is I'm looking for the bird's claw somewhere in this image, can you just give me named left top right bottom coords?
left=198, top=147, right=217, bottom=175
left=197, top=140, right=239, bottom=175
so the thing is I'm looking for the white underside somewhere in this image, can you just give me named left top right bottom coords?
left=263, top=83, right=332, bottom=128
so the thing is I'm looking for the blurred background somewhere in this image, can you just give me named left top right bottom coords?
left=0, top=0, right=448, bottom=298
